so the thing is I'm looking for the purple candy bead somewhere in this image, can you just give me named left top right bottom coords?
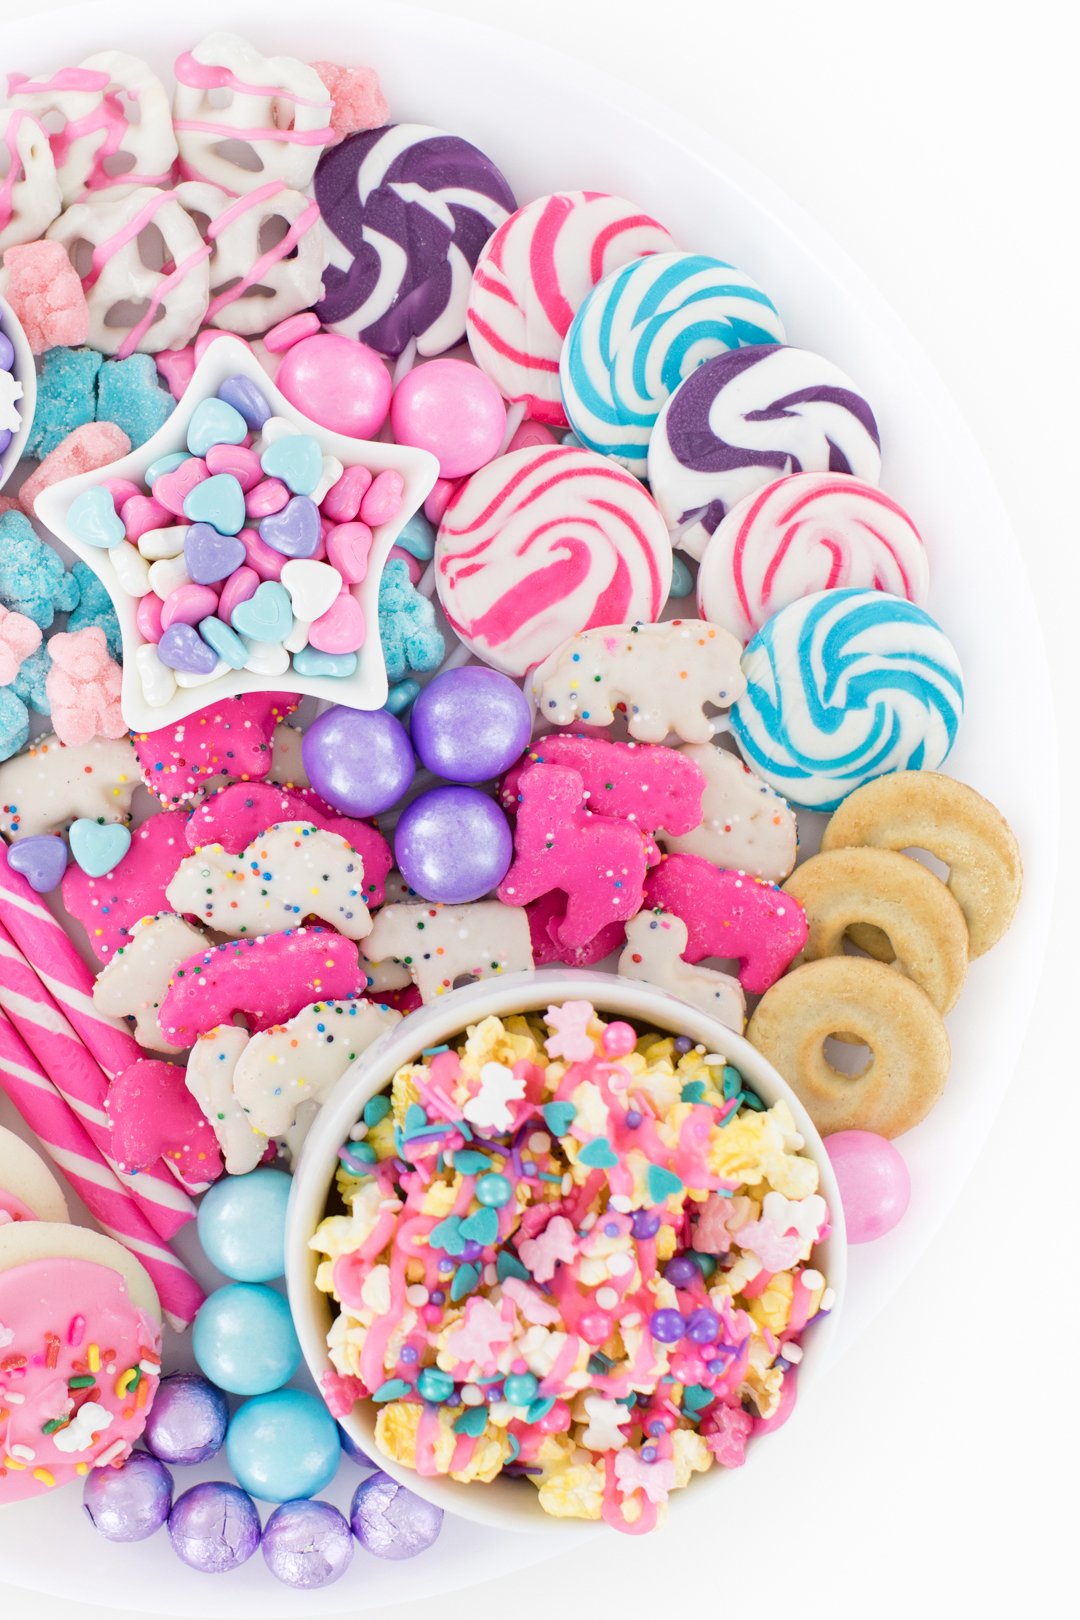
left=302, top=705, right=415, bottom=817
left=261, top=1499, right=354, bottom=1589
left=218, top=374, right=272, bottom=430
left=649, top=1308, right=685, bottom=1343
left=168, top=1481, right=261, bottom=1573
left=142, top=1372, right=229, bottom=1466
left=394, top=785, right=512, bottom=904
left=349, top=1470, right=443, bottom=1560
left=685, top=1307, right=722, bottom=1344
left=409, top=666, right=532, bottom=783
left=663, top=1256, right=699, bottom=1289
left=157, top=621, right=218, bottom=674
left=631, top=1209, right=661, bottom=1240
left=185, top=522, right=246, bottom=585
left=82, top=1451, right=173, bottom=1542
left=7, top=834, right=68, bottom=893
left=259, top=494, right=321, bottom=558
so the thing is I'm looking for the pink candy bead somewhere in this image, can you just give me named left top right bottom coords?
left=154, top=457, right=208, bottom=517
left=218, top=566, right=260, bottom=624
left=320, top=464, right=372, bottom=524
left=390, top=357, right=506, bottom=478
left=824, top=1130, right=911, bottom=1243
left=424, top=477, right=460, bottom=525
left=104, top=477, right=142, bottom=509
left=275, top=332, right=392, bottom=437
left=602, top=1020, right=637, bottom=1058
left=263, top=312, right=321, bottom=354
left=161, top=583, right=219, bottom=630
left=308, top=590, right=365, bottom=654
left=325, top=521, right=373, bottom=585
left=245, top=478, right=291, bottom=519
left=206, top=443, right=260, bottom=490
left=120, top=493, right=171, bottom=541
left=359, top=469, right=404, bottom=527
left=136, top=593, right=165, bottom=643
left=239, top=526, right=285, bottom=582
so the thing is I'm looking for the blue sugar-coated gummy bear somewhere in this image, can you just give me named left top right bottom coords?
left=10, top=642, right=52, bottom=715
left=68, top=561, right=121, bottom=660
left=378, top=558, right=445, bottom=682
left=25, top=347, right=103, bottom=460
left=0, top=512, right=80, bottom=629
left=96, top=354, right=174, bottom=450
left=0, top=688, right=30, bottom=761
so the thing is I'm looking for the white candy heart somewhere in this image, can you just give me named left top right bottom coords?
left=147, top=555, right=192, bottom=597
left=280, top=560, right=343, bottom=623
left=135, top=644, right=177, bottom=707
left=242, top=638, right=291, bottom=676
left=138, top=524, right=189, bottom=561
left=284, top=618, right=311, bottom=654
left=257, top=415, right=299, bottom=449
left=175, top=659, right=227, bottom=688
left=310, top=455, right=344, bottom=505
left=110, top=543, right=151, bottom=598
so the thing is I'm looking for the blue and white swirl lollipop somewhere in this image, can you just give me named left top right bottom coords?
left=558, top=251, right=785, bottom=477
left=729, top=587, right=964, bottom=812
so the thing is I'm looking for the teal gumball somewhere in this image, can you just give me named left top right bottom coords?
left=192, top=1284, right=301, bottom=1396
left=227, top=1389, right=341, bottom=1503
left=196, top=1169, right=292, bottom=1282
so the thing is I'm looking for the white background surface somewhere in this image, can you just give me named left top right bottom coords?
left=0, top=0, right=1076, bottom=1615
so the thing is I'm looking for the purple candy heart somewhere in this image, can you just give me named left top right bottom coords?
left=218, top=375, right=272, bottom=430
left=158, top=622, right=219, bottom=674
left=185, top=522, right=245, bottom=585
left=259, top=495, right=321, bottom=559
left=8, top=835, right=69, bottom=893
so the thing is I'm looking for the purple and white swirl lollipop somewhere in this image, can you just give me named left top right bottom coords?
left=648, top=344, right=882, bottom=558
left=314, top=123, right=516, bottom=357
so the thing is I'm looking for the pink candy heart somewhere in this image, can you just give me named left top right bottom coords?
left=155, top=457, right=208, bottom=516
left=103, top=477, right=142, bottom=509
left=325, top=521, right=373, bottom=585
left=359, top=468, right=404, bottom=526
left=161, top=583, right=220, bottom=630
left=136, top=592, right=165, bottom=643
left=218, top=566, right=260, bottom=624
left=120, top=493, right=171, bottom=541
left=239, top=525, right=285, bottom=582
left=321, top=464, right=372, bottom=524
left=245, top=477, right=291, bottom=519
left=206, top=442, right=261, bottom=490
left=309, top=589, right=365, bottom=653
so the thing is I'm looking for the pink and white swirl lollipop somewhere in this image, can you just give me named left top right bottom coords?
left=697, top=473, right=929, bottom=643
left=466, top=191, right=676, bottom=427
left=435, top=444, right=672, bottom=675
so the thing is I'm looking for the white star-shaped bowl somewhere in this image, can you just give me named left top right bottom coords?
left=0, top=294, right=37, bottom=494
left=33, top=337, right=439, bottom=732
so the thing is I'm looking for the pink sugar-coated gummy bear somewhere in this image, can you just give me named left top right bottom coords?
left=526, top=892, right=626, bottom=968
left=1, top=240, right=89, bottom=354
left=424, top=477, right=460, bottom=526
left=388, top=546, right=422, bottom=585
left=136, top=593, right=165, bottom=643
left=206, top=443, right=260, bottom=490
left=18, top=423, right=131, bottom=516
left=496, top=764, right=650, bottom=952
left=185, top=781, right=393, bottom=907
left=121, top=494, right=171, bottom=540
left=390, top=358, right=506, bottom=479
left=239, top=526, right=286, bottom=582
left=824, top=1130, right=911, bottom=1243
left=218, top=566, right=260, bottom=623
left=245, top=477, right=291, bottom=519
left=161, top=583, right=219, bottom=630
left=643, top=850, right=808, bottom=995
left=132, top=691, right=299, bottom=805
left=44, top=628, right=125, bottom=747
left=275, top=333, right=392, bottom=438
left=104, top=1058, right=223, bottom=1191
left=0, top=605, right=42, bottom=683
left=308, top=590, right=365, bottom=654
left=0, top=495, right=20, bottom=516
left=325, top=522, right=373, bottom=585
left=158, top=926, right=365, bottom=1043
left=358, top=469, right=404, bottom=527
left=309, top=59, right=389, bottom=141
left=263, top=312, right=321, bottom=354
left=61, top=811, right=190, bottom=963
left=321, top=464, right=372, bottom=524
left=154, top=457, right=208, bottom=517
left=104, top=478, right=142, bottom=509
left=507, top=419, right=557, bottom=453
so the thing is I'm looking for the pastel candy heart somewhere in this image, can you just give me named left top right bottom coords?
left=185, top=522, right=245, bottom=585
left=135, top=643, right=176, bottom=705
left=321, top=464, right=372, bottom=523
left=359, top=469, right=404, bottom=526
left=200, top=615, right=249, bottom=669
left=326, top=521, right=373, bottom=584
left=542, top=1101, right=576, bottom=1137
left=395, top=510, right=436, bottom=561
left=260, top=434, right=323, bottom=496
left=8, top=835, right=69, bottom=893
left=158, top=621, right=219, bottom=674
left=136, top=592, right=164, bottom=642
left=291, top=646, right=357, bottom=678
left=384, top=678, right=420, bottom=714
left=69, top=818, right=132, bottom=878
left=429, top=1217, right=466, bottom=1256
left=281, top=559, right=342, bottom=623
left=145, top=451, right=191, bottom=487
left=183, top=473, right=246, bottom=535
left=231, top=580, right=293, bottom=644
left=68, top=485, right=125, bottom=549
left=578, top=1136, right=618, bottom=1169
left=218, top=374, right=272, bottom=429
left=245, top=478, right=290, bottom=519
left=219, top=566, right=260, bottom=623
left=206, top=443, right=262, bottom=491
left=120, top=495, right=171, bottom=542
left=308, top=590, right=365, bottom=654
left=647, top=1164, right=684, bottom=1204
left=239, top=526, right=285, bottom=581
left=147, top=555, right=191, bottom=597
left=138, top=525, right=188, bottom=561
left=241, top=639, right=291, bottom=676
left=161, top=583, right=219, bottom=630
left=258, top=495, right=320, bottom=558
left=155, top=457, right=208, bottom=516
left=186, top=396, right=248, bottom=457
left=459, top=1207, right=498, bottom=1245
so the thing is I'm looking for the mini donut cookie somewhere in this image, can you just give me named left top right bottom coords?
left=0, top=1220, right=162, bottom=1503
left=746, top=955, right=951, bottom=1137
left=781, top=847, right=969, bottom=1015
left=821, top=772, right=1022, bottom=959
left=0, top=1125, right=70, bottom=1224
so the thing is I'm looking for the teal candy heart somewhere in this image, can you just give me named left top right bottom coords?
left=199, top=615, right=248, bottom=669
left=145, top=450, right=190, bottom=487
left=291, top=646, right=358, bottom=679
left=578, top=1136, right=618, bottom=1169
left=260, top=433, right=323, bottom=496
left=69, top=818, right=132, bottom=877
left=429, top=1216, right=466, bottom=1256
left=68, top=486, right=125, bottom=550
left=452, top=1149, right=490, bottom=1175
left=372, top=1377, right=412, bottom=1402
left=496, top=1251, right=530, bottom=1284
left=450, top=1262, right=480, bottom=1301
left=459, top=1207, right=498, bottom=1246
left=647, top=1165, right=684, bottom=1204
left=187, top=397, right=248, bottom=458
left=183, top=472, right=246, bottom=535
left=403, top=1102, right=428, bottom=1134
left=231, top=581, right=293, bottom=644
left=542, top=1102, right=576, bottom=1138
left=454, top=1406, right=488, bottom=1438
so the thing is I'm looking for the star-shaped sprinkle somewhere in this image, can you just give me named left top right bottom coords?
left=462, top=1060, right=526, bottom=1133
left=581, top=1395, right=630, bottom=1453
left=518, top=1214, right=577, bottom=1283
left=544, top=1000, right=597, bottom=1062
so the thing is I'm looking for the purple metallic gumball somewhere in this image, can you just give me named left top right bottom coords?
left=825, top=1129, right=911, bottom=1243
left=168, top=1480, right=261, bottom=1573
left=82, top=1450, right=173, bottom=1542
left=142, top=1371, right=230, bottom=1466
left=409, top=666, right=532, bottom=783
left=349, top=1470, right=443, bottom=1559
left=302, top=705, right=415, bottom=817
left=261, top=1498, right=354, bottom=1589
left=394, top=784, right=511, bottom=903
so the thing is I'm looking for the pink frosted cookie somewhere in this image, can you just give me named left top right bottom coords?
left=61, top=811, right=189, bottom=963
left=158, top=926, right=365, bottom=1044
left=132, top=691, right=298, bottom=805
left=104, top=1059, right=223, bottom=1192
left=18, top=423, right=131, bottom=517
left=44, top=629, right=125, bottom=748
left=0, top=240, right=89, bottom=354
left=644, top=851, right=808, bottom=994
left=525, top=891, right=626, bottom=968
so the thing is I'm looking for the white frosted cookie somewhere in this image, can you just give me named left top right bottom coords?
left=231, top=998, right=400, bottom=1138
left=360, top=902, right=534, bottom=1003
left=0, top=735, right=139, bottom=839
left=618, top=911, right=745, bottom=1031
left=0, top=1125, right=70, bottom=1224
left=659, top=743, right=798, bottom=882
left=185, top=1025, right=266, bottom=1176
left=92, top=912, right=207, bottom=1053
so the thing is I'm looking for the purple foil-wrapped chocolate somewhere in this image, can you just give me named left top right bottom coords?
left=315, top=123, right=516, bottom=357
left=142, top=1372, right=229, bottom=1466
left=647, top=344, right=882, bottom=560
left=82, top=1451, right=174, bottom=1542
left=339, top=1425, right=374, bottom=1467
left=350, top=1470, right=444, bottom=1560
left=261, top=1498, right=355, bottom=1589
left=167, top=1481, right=261, bottom=1574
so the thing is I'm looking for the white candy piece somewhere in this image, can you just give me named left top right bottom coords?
left=242, top=638, right=291, bottom=676
left=185, top=1024, right=266, bottom=1175
left=0, top=734, right=138, bottom=837
left=618, top=911, right=745, bottom=1031
left=138, top=524, right=188, bottom=561
left=660, top=743, right=798, bottom=883
left=147, top=555, right=192, bottom=596
left=310, top=456, right=343, bottom=506
left=175, top=660, right=228, bottom=688
left=134, top=643, right=177, bottom=708
left=256, top=415, right=298, bottom=448
left=0, top=108, right=62, bottom=251
left=231, top=999, right=401, bottom=1139
left=280, top=559, right=342, bottom=623
left=92, top=912, right=207, bottom=1053
left=166, top=821, right=373, bottom=940
left=283, top=620, right=310, bottom=654
left=172, top=32, right=333, bottom=194
left=109, top=543, right=151, bottom=597
left=361, top=902, right=534, bottom=1003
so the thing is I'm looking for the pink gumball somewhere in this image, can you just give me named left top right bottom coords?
left=390, top=358, right=506, bottom=478
left=276, top=333, right=392, bottom=438
left=824, top=1130, right=911, bottom=1243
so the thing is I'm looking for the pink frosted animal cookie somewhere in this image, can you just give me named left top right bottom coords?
left=644, top=851, right=808, bottom=995
left=61, top=811, right=189, bottom=963
left=525, top=891, right=626, bottom=968
left=310, top=60, right=389, bottom=142
left=497, top=764, right=650, bottom=952
left=158, top=926, right=365, bottom=1044
left=44, top=628, right=125, bottom=747
left=1, top=240, right=90, bottom=354
left=19, top=422, right=131, bottom=517
left=104, top=1059, right=223, bottom=1192
left=132, top=691, right=299, bottom=805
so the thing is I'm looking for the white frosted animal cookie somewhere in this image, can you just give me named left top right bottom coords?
left=0, top=1124, right=70, bottom=1224
left=92, top=912, right=207, bottom=1054
left=360, top=902, right=534, bottom=1004
left=531, top=620, right=747, bottom=746
left=185, top=1025, right=266, bottom=1176
left=232, top=999, right=401, bottom=1139
left=0, top=734, right=139, bottom=839
left=619, top=911, right=745, bottom=1031
left=172, top=32, right=333, bottom=194
left=0, top=109, right=62, bottom=251
left=174, top=179, right=327, bottom=337
left=166, top=822, right=372, bottom=941
left=5, top=51, right=178, bottom=206
left=660, top=744, right=798, bottom=883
